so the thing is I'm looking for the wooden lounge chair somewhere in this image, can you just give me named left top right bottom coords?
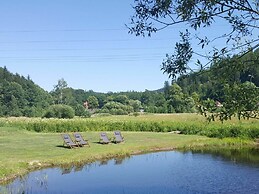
left=99, top=132, right=110, bottom=144
left=113, top=131, right=124, bottom=143
left=61, top=134, right=78, bottom=148
left=73, top=132, right=90, bottom=147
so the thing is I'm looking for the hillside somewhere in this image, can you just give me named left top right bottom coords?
left=1, top=49, right=258, bottom=119
left=0, top=66, right=52, bottom=117
left=176, top=50, right=259, bottom=100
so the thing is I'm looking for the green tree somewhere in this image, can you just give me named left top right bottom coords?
left=87, top=96, right=99, bottom=109
left=167, top=83, right=195, bottom=113
left=184, top=96, right=196, bottom=113
left=113, top=95, right=129, bottom=105
left=163, top=81, right=170, bottom=100
left=223, top=82, right=259, bottom=120
left=191, top=92, right=200, bottom=103
left=0, top=67, right=52, bottom=117
left=168, top=83, right=185, bottom=113
left=100, top=101, right=134, bottom=115
left=43, top=104, right=75, bottom=119
left=129, top=0, right=259, bottom=120
left=74, top=104, right=91, bottom=118
left=2, top=82, right=26, bottom=116
left=7, top=95, right=22, bottom=116
left=129, top=0, right=259, bottom=76
left=52, top=78, right=68, bottom=104
left=198, top=82, right=259, bottom=121
left=129, top=99, right=142, bottom=112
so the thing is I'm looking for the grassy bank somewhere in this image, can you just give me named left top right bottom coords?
left=0, top=126, right=255, bottom=184
left=0, top=114, right=258, bottom=184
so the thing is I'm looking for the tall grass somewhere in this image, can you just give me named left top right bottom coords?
left=0, top=114, right=258, bottom=139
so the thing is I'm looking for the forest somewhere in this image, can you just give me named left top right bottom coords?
left=0, top=50, right=258, bottom=119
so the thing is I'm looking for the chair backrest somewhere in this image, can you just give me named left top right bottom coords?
left=74, top=133, right=82, bottom=141
left=74, top=133, right=88, bottom=145
left=62, top=134, right=78, bottom=148
left=63, top=134, right=72, bottom=143
left=114, top=131, right=121, bottom=136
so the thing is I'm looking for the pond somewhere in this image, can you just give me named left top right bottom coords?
left=1, top=148, right=259, bottom=194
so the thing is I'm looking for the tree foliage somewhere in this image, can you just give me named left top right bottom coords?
left=51, top=78, right=69, bottom=104
left=43, top=104, right=75, bottom=119
left=162, top=30, right=193, bottom=79
left=176, top=51, right=259, bottom=120
left=0, top=66, right=52, bottom=117
left=1, top=61, right=257, bottom=120
left=87, top=95, right=99, bottom=109
left=129, top=0, right=259, bottom=74
left=128, top=0, right=259, bottom=120
left=99, top=101, right=134, bottom=115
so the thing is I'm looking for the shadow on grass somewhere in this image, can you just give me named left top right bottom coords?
left=92, top=141, right=110, bottom=145
left=56, top=145, right=72, bottom=149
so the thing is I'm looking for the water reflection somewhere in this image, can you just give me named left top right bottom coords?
left=1, top=148, right=259, bottom=194
left=59, top=156, right=129, bottom=175
left=185, top=148, right=259, bottom=167
left=60, top=163, right=85, bottom=175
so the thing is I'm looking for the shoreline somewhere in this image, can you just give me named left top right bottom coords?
left=1, top=142, right=257, bottom=185
left=1, top=146, right=177, bottom=184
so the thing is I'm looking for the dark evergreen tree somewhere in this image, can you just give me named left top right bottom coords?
left=0, top=67, right=52, bottom=117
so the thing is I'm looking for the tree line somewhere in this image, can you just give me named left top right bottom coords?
left=0, top=67, right=196, bottom=118
left=0, top=50, right=258, bottom=119
left=176, top=50, right=259, bottom=121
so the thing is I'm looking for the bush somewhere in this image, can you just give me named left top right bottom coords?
left=81, top=110, right=91, bottom=118
left=133, top=112, right=140, bottom=117
left=100, top=101, right=134, bottom=115
left=43, top=104, right=75, bottom=119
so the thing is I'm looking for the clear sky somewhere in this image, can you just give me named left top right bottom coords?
left=0, top=0, right=231, bottom=92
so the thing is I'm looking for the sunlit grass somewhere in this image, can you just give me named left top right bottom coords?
left=0, top=126, right=212, bottom=183
left=0, top=113, right=258, bottom=138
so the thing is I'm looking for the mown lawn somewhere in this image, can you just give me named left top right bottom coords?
left=0, top=126, right=212, bottom=182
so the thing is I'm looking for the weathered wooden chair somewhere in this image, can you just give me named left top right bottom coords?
left=61, top=134, right=78, bottom=148
left=99, top=132, right=110, bottom=144
left=113, top=131, right=124, bottom=143
left=73, top=132, right=90, bottom=147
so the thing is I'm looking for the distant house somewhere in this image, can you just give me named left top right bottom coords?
left=140, top=108, right=144, bottom=113
left=83, top=101, right=88, bottom=109
left=215, top=101, right=223, bottom=107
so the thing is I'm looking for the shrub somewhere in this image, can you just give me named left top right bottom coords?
left=133, top=112, right=140, bottom=117
left=100, top=101, right=134, bottom=115
left=43, top=104, right=75, bottom=119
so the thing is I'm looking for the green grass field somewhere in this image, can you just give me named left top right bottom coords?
left=0, top=113, right=258, bottom=184
left=0, top=113, right=258, bottom=138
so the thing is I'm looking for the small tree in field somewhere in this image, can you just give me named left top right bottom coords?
left=87, top=96, right=99, bottom=110
left=43, top=104, right=75, bottom=119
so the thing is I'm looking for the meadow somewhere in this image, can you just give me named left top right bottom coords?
left=0, top=113, right=258, bottom=139
left=0, top=113, right=258, bottom=183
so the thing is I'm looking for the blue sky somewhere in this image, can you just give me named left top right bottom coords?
left=0, top=0, right=232, bottom=92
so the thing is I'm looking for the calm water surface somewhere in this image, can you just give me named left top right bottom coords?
left=1, top=149, right=259, bottom=194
